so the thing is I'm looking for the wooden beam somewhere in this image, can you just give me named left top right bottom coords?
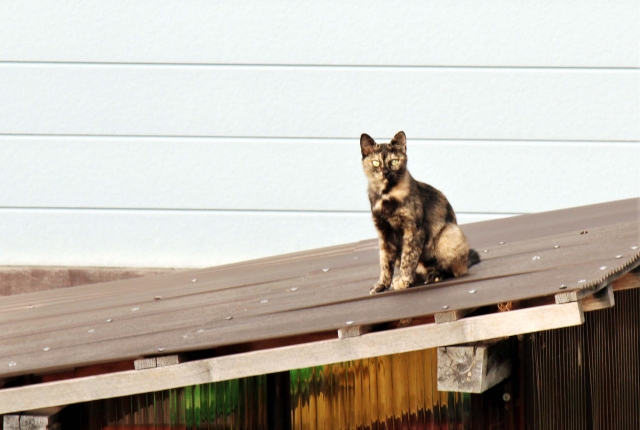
left=434, top=308, right=475, bottom=324
left=135, top=354, right=185, bottom=370
left=0, top=301, right=583, bottom=414
left=134, top=357, right=157, bottom=370
left=337, top=325, right=371, bottom=339
left=437, top=339, right=511, bottom=393
left=3, top=406, right=65, bottom=430
left=581, top=284, right=615, bottom=312
left=157, top=354, right=184, bottom=367
left=612, top=267, right=640, bottom=291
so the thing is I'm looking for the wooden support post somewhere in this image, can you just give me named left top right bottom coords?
left=581, top=284, right=615, bottom=312
left=437, top=338, right=512, bottom=393
left=338, top=325, right=371, bottom=339
left=435, top=308, right=476, bottom=324
left=3, top=406, right=65, bottom=430
left=134, top=354, right=185, bottom=370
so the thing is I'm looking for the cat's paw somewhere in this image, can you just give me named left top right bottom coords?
left=391, top=278, right=411, bottom=291
left=370, top=282, right=389, bottom=295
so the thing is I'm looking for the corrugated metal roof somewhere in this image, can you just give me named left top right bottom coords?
left=0, top=199, right=638, bottom=388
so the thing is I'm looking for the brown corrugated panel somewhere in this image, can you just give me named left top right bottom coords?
left=0, top=199, right=638, bottom=379
left=525, top=288, right=640, bottom=430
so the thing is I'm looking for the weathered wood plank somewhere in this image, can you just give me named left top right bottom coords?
left=0, top=302, right=583, bottom=414
left=435, top=308, right=475, bottom=324
left=2, top=416, right=20, bottom=430
left=581, top=284, right=615, bottom=312
left=338, top=325, right=372, bottom=339
left=3, top=406, right=64, bottom=430
left=157, top=354, right=185, bottom=367
left=437, top=339, right=512, bottom=393
left=134, top=357, right=157, bottom=370
left=135, top=354, right=185, bottom=370
left=612, top=267, right=640, bottom=291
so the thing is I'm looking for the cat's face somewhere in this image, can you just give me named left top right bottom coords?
left=360, top=131, right=408, bottom=186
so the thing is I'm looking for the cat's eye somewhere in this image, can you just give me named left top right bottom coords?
left=390, top=159, right=399, bottom=166
left=372, top=160, right=380, bottom=167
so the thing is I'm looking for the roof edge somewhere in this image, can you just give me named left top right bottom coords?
left=0, top=301, right=583, bottom=414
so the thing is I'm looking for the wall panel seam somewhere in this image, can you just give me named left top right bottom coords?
left=1, top=134, right=638, bottom=144
left=1, top=61, right=639, bottom=71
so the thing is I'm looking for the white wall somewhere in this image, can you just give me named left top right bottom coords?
left=1, top=1, right=638, bottom=268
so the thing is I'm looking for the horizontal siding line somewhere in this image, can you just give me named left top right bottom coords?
left=0, top=61, right=638, bottom=71
left=0, top=207, right=522, bottom=216
left=1, top=133, right=638, bottom=145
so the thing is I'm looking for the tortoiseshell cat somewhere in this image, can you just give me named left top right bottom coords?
left=361, top=131, right=480, bottom=294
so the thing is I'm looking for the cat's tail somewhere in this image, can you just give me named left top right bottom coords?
left=467, top=249, right=481, bottom=268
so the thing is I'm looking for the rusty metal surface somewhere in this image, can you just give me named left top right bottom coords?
left=0, top=198, right=638, bottom=379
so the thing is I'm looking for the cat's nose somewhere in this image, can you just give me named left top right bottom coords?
left=382, top=168, right=390, bottom=176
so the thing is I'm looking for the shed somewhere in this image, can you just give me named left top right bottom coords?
left=0, top=198, right=638, bottom=429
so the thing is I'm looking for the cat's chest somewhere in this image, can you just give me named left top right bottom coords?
left=372, top=197, right=406, bottom=226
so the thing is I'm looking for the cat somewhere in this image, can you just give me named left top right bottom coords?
left=360, top=131, right=480, bottom=294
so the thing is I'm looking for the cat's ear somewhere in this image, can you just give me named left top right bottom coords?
left=360, top=133, right=376, bottom=157
left=390, top=131, right=406, bottom=152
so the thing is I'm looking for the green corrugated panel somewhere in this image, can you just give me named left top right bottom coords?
left=85, top=375, right=268, bottom=429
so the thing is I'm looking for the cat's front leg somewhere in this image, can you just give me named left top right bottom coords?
left=391, top=226, right=425, bottom=291
left=370, top=234, right=398, bottom=295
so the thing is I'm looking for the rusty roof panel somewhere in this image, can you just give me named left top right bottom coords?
left=0, top=198, right=638, bottom=378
